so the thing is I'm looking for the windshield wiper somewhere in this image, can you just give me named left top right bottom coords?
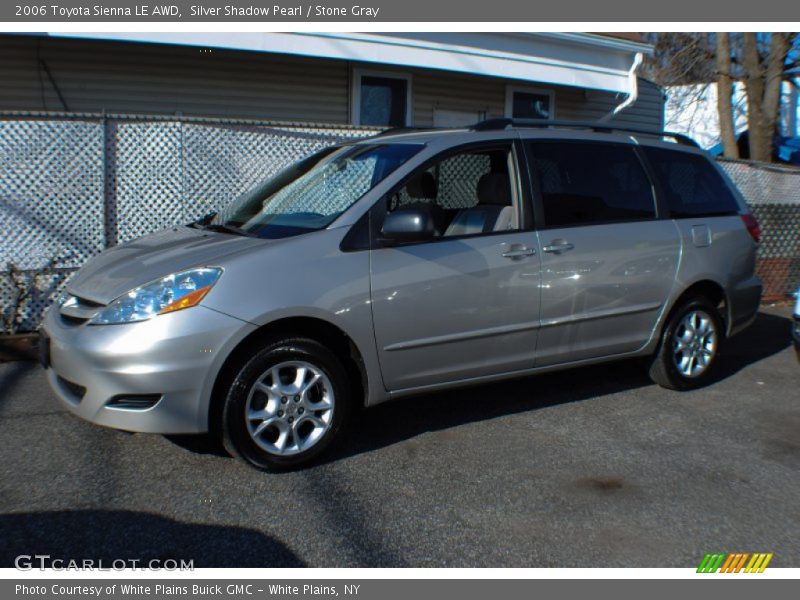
left=189, top=211, right=217, bottom=229
left=202, top=223, right=256, bottom=237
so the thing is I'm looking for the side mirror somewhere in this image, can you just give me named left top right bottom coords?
left=380, top=207, right=436, bottom=245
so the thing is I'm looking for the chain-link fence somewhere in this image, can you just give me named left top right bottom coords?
left=1, top=114, right=799, bottom=333
left=0, top=112, right=378, bottom=333
left=718, top=158, right=800, bottom=302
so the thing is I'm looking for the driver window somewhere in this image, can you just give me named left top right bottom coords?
left=388, top=146, right=519, bottom=237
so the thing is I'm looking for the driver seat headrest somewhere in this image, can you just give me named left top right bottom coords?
left=477, top=173, right=511, bottom=206
left=406, top=171, right=438, bottom=200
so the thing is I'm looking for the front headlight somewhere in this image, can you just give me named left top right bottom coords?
left=90, top=267, right=222, bottom=325
left=55, top=290, right=74, bottom=307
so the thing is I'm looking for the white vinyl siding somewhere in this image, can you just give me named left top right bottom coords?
left=556, top=79, right=665, bottom=129
left=412, top=69, right=506, bottom=126
left=0, top=35, right=350, bottom=123
left=413, top=71, right=663, bottom=130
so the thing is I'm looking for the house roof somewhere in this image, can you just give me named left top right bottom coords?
left=595, top=32, right=647, bottom=43
left=45, top=32, right=649, bottom=95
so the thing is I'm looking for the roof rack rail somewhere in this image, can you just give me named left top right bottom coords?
left=373, top=126, right=430, bottom=137
left=471, top=118, right=699, bottom=148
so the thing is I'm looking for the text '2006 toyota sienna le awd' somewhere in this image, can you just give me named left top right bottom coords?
left=41, top=120, right=763, bottom=470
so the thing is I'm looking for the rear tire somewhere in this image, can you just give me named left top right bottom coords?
left=648, top=297, right=724, bottom=391
left=221, top=336, right=352, bottom=471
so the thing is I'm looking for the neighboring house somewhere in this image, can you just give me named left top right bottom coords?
left=665, top=80, right=799, bottom=149
left=0, top=32, right=663, bottom=129
left=665, top=83, right=748, bottom=149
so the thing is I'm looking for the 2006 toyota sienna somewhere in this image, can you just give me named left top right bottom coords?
left=41, top=119, right=763, bottom=470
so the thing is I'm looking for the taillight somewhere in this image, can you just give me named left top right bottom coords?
left=741, top=213, right=761, bottom=244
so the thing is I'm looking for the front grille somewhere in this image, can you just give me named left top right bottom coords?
left=106, top=394, right=162, bottom=411
left=57, top=376, right=87, bottom=403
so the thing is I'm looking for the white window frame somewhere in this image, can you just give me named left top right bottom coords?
left=351, top=68, right=413, bottom=127
left=504, top=85, right=555, bottom=120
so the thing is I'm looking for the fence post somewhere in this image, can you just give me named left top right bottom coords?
left=102, top=115, right=117, bottom=249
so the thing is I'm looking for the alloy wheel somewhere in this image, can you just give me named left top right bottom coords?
left=672, top=310, right=717, bottom=378
left=244, top=361, right=335, bottom=456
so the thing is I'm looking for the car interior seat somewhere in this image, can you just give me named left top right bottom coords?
left=444, top=173, right=514, bottom=236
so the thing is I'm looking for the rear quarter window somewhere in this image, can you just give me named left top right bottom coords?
left=642, top=147, right=740, bottom=218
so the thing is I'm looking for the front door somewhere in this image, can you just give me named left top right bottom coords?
left=370, top=142, right=541, bottom=391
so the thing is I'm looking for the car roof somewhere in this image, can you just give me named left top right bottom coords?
left=354, top=126, right=707, bottom=157
left=353, top=127, right=476, bottom=144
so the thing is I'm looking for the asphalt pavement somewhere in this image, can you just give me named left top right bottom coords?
left=0, top=307, right=798, bottom=568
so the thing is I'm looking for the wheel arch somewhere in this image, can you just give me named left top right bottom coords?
left=664, top=278, right=730, bottom=337
left=208, top=316, right=369, bottom=438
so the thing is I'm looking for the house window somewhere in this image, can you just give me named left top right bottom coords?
left=352, top=70, right=411, bottom=127
left=505, top=86, right=554, bottom=120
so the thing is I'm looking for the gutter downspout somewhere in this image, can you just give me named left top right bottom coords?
left=599, top=52, right=643, bottom=122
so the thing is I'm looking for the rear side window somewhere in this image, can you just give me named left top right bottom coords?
left=642, top=147, right=739, bottom=218
left=525, top=141, right=656, bottom=228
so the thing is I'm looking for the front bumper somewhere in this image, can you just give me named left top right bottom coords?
left=41, top=305, right=254, bottom=434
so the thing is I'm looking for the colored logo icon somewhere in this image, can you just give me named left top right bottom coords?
left=697, top=553, right=773, bottom=573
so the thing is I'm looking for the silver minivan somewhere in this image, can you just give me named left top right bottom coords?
left=41, top=120, right=763, bottom=470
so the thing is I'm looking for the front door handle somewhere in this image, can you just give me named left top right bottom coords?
left=502, top=246, right=536, bottom=259
left=542, top=240, right=574, bottom=254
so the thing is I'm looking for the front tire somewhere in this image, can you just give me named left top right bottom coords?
left=648, top=297, right=724, bottom=390
left=221, top=336, right=352, bottom=471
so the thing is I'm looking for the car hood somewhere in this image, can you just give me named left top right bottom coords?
left=66, top=227, right=266, bottom=304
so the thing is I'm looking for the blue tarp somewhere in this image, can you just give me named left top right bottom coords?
left=776, top=136, right=800, bottom=164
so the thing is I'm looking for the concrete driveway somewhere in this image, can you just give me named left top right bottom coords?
left=0, top=307, right=798, bottom=568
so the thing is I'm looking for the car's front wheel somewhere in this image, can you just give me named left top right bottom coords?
left=221, top=336, right=351, bottom=471
left=648, top=297, right=724, bottom=390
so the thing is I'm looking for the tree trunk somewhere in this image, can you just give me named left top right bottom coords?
left=742, top=33, right=792, bottom=162
left=715, top=33, right=739, bottom=158
left=742, top=33, right=770, bottom=161
left=762, top=33, right=792, bottom=135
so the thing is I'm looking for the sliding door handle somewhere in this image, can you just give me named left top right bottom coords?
left=502, top=247, right=536, bottom=259
left=542, top=240, right=574, bottom=254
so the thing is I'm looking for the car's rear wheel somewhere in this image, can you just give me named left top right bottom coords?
left=648, top=297, right=724, bottom=390
left=222, top=336, right=351, bottom=471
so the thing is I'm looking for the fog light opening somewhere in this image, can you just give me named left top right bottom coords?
left=57, top=376, right=87, bottom=403
left=106, top=394, right=162, bottom=411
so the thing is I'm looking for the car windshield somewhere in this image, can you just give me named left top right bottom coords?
left=211, top=143, right=423, bottom=239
